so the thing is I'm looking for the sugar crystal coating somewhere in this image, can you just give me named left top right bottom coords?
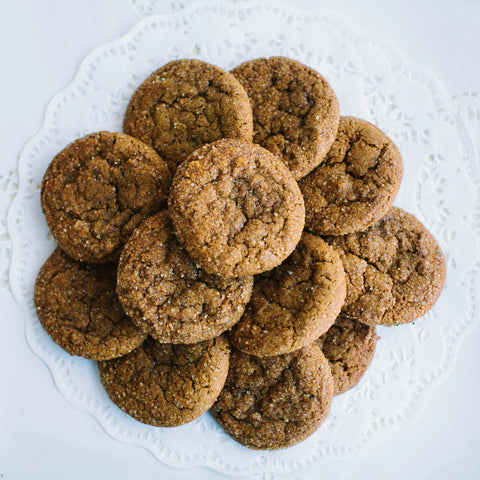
left=212, top=344, right=334, bottom=449
left=124, top=59, right=253, bottom=173
left=169, top=139, right=305, bottom=278
left=99, top=336, right=230, bottom=427
left=117, top=211, right=253, bottom=343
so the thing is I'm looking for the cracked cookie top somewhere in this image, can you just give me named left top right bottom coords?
left=168, top=139, right=305, bottom=278
left=99, top=335, right=229, bottom=427
left=41, top=131, right=172, bottom=263
left=117, top=211, right=253, bottom=344
left=212, top=343, right=333, bottom=449
left=299, top=116, right=403, bottom=235
left=316, top=315, right=378, bottom=395
left=323, top=207, right=446, bottom=326
left=229, top=233, right=346, bottom=356
left=123, top=59, right=253, bottom=173
left=34, top=249, right=146, bottom=360
left=231, top=56, right=339, bottom=180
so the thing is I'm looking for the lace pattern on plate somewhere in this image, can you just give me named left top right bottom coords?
left=7, top=0, right=480, bottom=474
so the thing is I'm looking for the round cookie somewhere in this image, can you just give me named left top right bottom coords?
left=41, top=131, right=172, bottom=263
left=123, top=59, right=253, bottom=173
left=316, top=315, right=378, bottom=395
left=323, top=207, right=446, bottom=326
left=299, top=116, right=403, bottom=235
left=99, top=336, right=229, bottom=427
left=229, top=233, right=346, bottom=357
left=168, top=139, right=305, bottom=278
left=34, top=249, right=146, bottom=360
left=212, top=344, right=333, bottom=450
left=117, top=211, right=253, bottom=344
left=231, top=56, right=340, bottom=180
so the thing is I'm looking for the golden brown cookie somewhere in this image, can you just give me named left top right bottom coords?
left=212, top=344, right=333, bottom=450
left=316, top=315, right=378, bottom=395
left=41, top=131, right=171, bottom=263
left=34, top=249, right=146, bottom=360
left=229, top=233, right=346, bottom=357
left=117, top=211, right=253, bottom=344
left=168, top=139, right=305, bottom=278
left=231, top=56, right=340, bottom=180
left=299, top=116, right=403, bottom=235
left=323, top=207, right=446, bottom=326
left=123, top=59, right=253, bottom=173
left=99, top=336, right=229, bottom=427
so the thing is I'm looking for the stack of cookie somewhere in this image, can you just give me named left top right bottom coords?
left=34, top=57, right=446, bottom=450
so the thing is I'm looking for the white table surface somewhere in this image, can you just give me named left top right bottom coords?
left=1, top=1, right=479, bottom=479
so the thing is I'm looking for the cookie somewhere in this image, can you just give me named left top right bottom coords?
left=168, top=139, right=305, bottom=278
left=99, top=336, right=229, bottom=427
left=212, top=344, right=333, bottom=450
left=34, top=249, right=146, bottom=360
left=117, top=211, right=253, bottom=344
left=229, top=233, right=346, bottom=356
left=299, top=116, right=403, bottom=235
left=41, top=131, right=172, bottom=263
left=123, top=59, right=253, bottom=173
left=316, top=315, right=378, bottom=395
left=323, top=207, right=446, bottom=326
left=231, top=56, right=340, bottom=180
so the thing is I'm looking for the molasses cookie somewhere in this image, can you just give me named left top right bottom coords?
left=300, top=116, right=403, bottom=235
left=229, top=233, right=346, bottom=357
left=231, top=56, right=340, bottom=180
left=168, top=139, right=305, bottom=278
left=123, top=59, right=253, bottom=173
left=316, top=315, right=378, bottom=395
left=41, top=131, right=171, bottom=263
left=99, top=336, right=229, bottom=427
left=34, top=249, right=146, bottom=360
left=323, top=207, right=446, bottom=326
left=117, top=211, right=253, bottom=344
left=212, top=344, right=333, bottom=450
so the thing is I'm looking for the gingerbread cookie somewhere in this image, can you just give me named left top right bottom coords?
left=212, top=344, right=333, bottom=450
left=231, top=56, right=339, bottom=180
left=229, top=233, right=346, bottom=356
left=168, top=139, right=305, bottom=278
left=117, top=211, right=253, bottom=344
left=34, top=249, right=146, bottom=360
left=123, top=59, right=253, bottom=173
left=99, top=336, right=229, bottom=427
left=316, top=315, right=378, bottom=395
left=300, top=116, right=403, bottom=235
left=41, top=131, right=171, bottom=263
left=323, top=207, right=446, bottom=326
